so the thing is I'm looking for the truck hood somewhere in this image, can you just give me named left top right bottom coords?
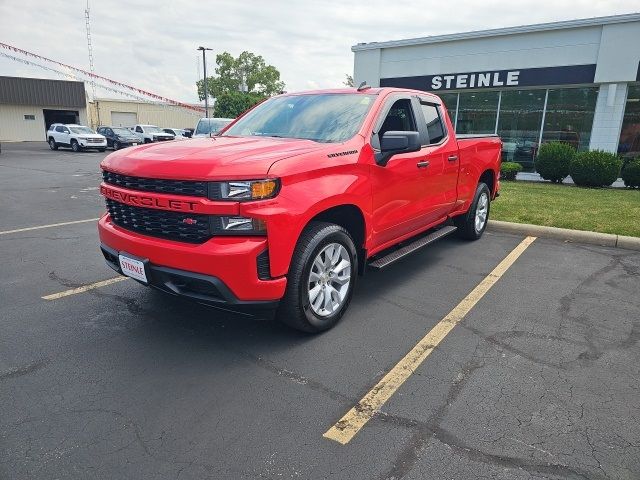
left=100, top=136, right=326, bottom=179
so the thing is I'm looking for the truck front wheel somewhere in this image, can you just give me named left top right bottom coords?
left=277, top=222, right=357, bottom=333
left=454, top=182, right=491, bottom=240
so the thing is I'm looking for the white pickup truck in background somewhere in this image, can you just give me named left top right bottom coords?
left=129, top=124, right=174, bottom=143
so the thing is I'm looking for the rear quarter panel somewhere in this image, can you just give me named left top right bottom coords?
left=453, top=136, right=502, bottom=214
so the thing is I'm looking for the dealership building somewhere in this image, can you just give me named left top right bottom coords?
left=353, top=13, right=640, bottom=168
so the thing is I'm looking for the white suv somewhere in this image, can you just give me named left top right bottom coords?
left=48, top=124, right=107, bottom=152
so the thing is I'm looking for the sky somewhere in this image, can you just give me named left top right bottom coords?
left=0, top=0, right=638, bottom=104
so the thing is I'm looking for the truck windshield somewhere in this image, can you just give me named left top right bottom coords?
left=222, top=93, right=376, bottom=143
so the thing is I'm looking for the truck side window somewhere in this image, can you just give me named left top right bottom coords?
left=420, top=103, right=446, bottom=144
left=379, top=99, right=417, bottom=137
left=136, top=126, right=143, bottom=133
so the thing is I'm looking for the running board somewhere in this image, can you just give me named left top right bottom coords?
left=368, top=225, right=458, bottom=270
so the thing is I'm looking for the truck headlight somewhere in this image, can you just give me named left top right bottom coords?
left=209, top=179, right=279, bottom=201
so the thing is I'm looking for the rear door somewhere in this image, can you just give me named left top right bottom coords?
left=414, top=97, right=459, bottom=221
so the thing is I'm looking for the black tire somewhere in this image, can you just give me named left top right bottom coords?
left=113, top=141, right=120, bottom=151
left=98, top=148, right=105, bottom=152
left=144, top=138, right=152, bottom=144
left=48, top=138, right=58, bottom=150
left=71, top=140, right=81, bottom=152
left=454, top=182, right=491, bottom=240
left=277, top=222, right=358, bottom=333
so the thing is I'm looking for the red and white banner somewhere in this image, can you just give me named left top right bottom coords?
left=0, top=42, right=205, bottom=113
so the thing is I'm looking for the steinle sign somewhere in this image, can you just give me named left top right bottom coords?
left=431, top=71, right=520, bottom=90
left=380, top=64, right=597, bottom=91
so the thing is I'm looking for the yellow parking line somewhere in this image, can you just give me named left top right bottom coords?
left=42, top=277, right=128, bottom=300
left=323, top=236, right=536, bottom=445
left=0, top=218, right=100, bottom=235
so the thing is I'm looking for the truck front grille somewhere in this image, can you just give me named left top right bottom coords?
left=106, top=199, right=212, bottom=243
left=102, top=170, right=208, bottom=197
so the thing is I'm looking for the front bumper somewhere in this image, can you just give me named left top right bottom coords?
left=80, top=140, right=107, bottom=148
left=98, top=214, right=287, bottom=305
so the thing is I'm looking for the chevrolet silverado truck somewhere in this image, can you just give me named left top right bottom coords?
left=98, top=87, right=501, bottom=332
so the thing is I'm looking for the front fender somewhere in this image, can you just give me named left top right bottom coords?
left=240, top=166, right=371, bottom=278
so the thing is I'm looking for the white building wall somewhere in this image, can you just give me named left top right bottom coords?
left=89, top=99, right=210, bottom=131
left=376, top=27, right=602, bottom=80
left=589, top=83, right=628, bottom=153
left=0, top=104, right=88, bottom=142
left=353, top=49, right=381, bottom=87
left=594, top=22, right=640, bottom=83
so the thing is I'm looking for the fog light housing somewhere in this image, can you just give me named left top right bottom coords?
left=217, top=216, right=266, bottom=235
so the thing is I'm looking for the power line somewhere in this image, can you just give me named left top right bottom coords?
left=0, top=42, right=205, bottom=113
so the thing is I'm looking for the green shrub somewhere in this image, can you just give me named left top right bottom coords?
left=621, top=158, right=640, bottom=188
left=570, top=150, right=622, bottom=187
left=500, top=162, right=522, bottom=180
left=535, top=142, right=575, bottom=183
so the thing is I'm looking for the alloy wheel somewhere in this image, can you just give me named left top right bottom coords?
left=307, top=243, right=351, bottom=317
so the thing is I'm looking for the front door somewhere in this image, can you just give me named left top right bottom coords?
left=369, top=96, right=433, bottom=249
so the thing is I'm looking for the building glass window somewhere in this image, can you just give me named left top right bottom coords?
left=541, top=87, right=598, bottom=151
left=618, top=84, right=640, bottom=160
left=456, top=91, right=499, bottom=134
left=438, top=93, right=458, bottom=128
left=497, top=89, right=545, bottom=171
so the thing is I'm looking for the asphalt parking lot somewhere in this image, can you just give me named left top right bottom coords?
left=1, top=142, right=639, bottom=480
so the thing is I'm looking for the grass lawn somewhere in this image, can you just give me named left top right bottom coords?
left=491, top=181, right=640, bottom=237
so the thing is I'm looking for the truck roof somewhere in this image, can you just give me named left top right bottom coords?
left=280, top=87, right=442, bottom=104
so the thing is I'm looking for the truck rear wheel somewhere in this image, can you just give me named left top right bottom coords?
left=454, top=182, right=490, bottom=240
left=277, top=222, right=357, bottom=333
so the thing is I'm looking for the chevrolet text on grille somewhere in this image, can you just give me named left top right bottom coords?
left=99, top=185, right=198, bottom=211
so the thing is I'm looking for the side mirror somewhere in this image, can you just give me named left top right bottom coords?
left=376, top=131, right=421, bottom=166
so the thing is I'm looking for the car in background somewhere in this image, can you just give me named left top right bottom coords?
left=163, top=128, right=190, bottom=140
left=97, top=126, right=142, bottom=150
left=47, top=124, right=107, bottom=152
left=193, top=117, right=233, bottom=138
left=183, top=128, right=194, bottom=138
left=129, top=124, right=174, bottom=143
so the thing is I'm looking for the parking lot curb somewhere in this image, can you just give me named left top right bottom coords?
left=487, top=220, right=640, bottom=251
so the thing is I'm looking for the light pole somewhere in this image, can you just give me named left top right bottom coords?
left=197, top=46, right=212, bottom=118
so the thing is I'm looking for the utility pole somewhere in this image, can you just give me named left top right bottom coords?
left=85, top=0, right=100, bottom=127
left=197, top=46, right=212, bottom=118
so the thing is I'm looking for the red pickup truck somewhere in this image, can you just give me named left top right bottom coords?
left=98, top=87, right=501, bottom=332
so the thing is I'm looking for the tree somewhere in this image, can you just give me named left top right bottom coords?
left=213, top=91, right=265, bottom=118
left=343, top=74, right=354, bottom=87
left=196, top=50, right=285, bottom=103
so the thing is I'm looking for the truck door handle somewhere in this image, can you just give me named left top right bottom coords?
left=416, top=161, right=430, bottom=168
left=448, top=155, right=458, bottom=162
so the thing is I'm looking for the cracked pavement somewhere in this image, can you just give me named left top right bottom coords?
left=1, top=143, right=639, bottom=479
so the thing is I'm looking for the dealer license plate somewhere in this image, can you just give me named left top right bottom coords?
left=118, top=254, right=147, bottom=283
left=132, top=143, right=138, bottom=146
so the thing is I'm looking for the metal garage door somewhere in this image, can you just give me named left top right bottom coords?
left=111, top=111, right=137, bottom=127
